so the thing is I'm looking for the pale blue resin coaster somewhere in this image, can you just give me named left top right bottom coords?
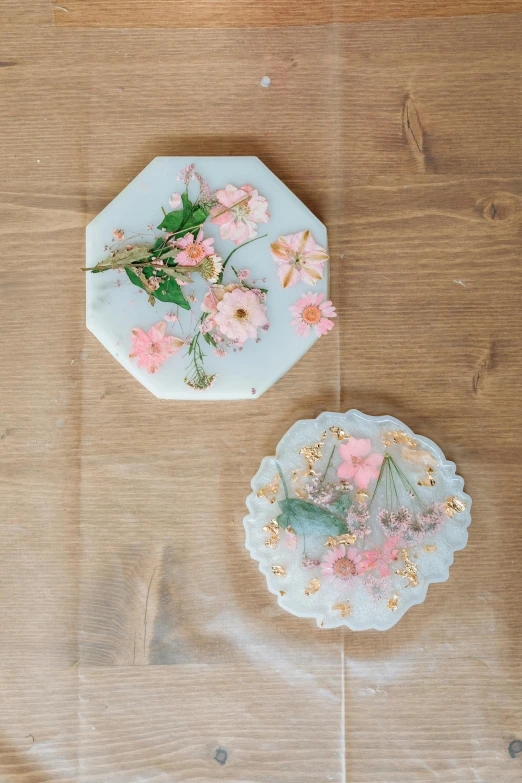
left=86, top=157, right=332, bottom=399
left=244, top=410, right=471, bottom=630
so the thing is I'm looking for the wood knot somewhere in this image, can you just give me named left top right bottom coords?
left=476, top=192, right=521, bottom=224
left=402, top=95, right=427, bottom=172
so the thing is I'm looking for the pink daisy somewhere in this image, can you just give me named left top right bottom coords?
left=129, top=321, right=184, bottom=374
left=210, top=184, right=269, bottom=245
left=289, top=292, right=336, bottom=337
left=175, top=229, right=215, bottom=266
left=270, top=230, right=329, bottom=288
left=214, top=288, right=268, bottom=344
left=321, top=545, right=362, bottom=582
left=337, top=438, right=384, bottom=489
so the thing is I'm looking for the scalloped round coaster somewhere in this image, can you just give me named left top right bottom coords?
left=244, top=410, right=471, bottom=630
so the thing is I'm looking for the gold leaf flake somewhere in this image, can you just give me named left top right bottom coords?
left=324, top=536, right=338, bottom=547
left=332, top=602, right=352, bottom=618
left=336, top=533, right=357, bottom=546
left=387, top=594, right=399, bottom=611
left=329, top=426, right=349, bottom=441
left=299, top=432, right=327, bottom=475
left=304, top=578, right=321, bottom=596
left=444, top=496, right=467, bottom=517
left=271, top=565, right=286, bottom=577
left=257, top=475, right=280, bottom=501
left=383, top=430, right=417, bottom=449
left=279, top=590, right=286, bottom=596
left=264, top=536, right=279, bottom=549
left=396, top=549, right=419, bottom=588
left=355, top=490, right=369, bottom=504
left=401, top=446, right=437, bottom=467
left=263, top=520, right=279, bottom=535
left=424, top=544, right=437, bottom=553
left=418, top=467, right=436, bottom=487
left=320, top=620, right=325, bottom=627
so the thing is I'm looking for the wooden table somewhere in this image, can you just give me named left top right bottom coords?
left=2, top=1, right=521, bottom=780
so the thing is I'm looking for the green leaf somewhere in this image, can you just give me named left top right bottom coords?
left=276, top=499, right=347, bottom=536
left=153, top=276, right=191, bottom=309
left=191, top=205, right=209, bottom=225
left=203, top=332, right=216, bottom=347
left=330, top=493, right=352, bottom=516
left=181, top=191, right=192, bottom=222
left=157, top=210, right=184, bottom=232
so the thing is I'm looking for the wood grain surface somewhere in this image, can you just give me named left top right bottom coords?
left=1, top=3, right=521, bottom=782
left=52, top=0, right=522, bottom=28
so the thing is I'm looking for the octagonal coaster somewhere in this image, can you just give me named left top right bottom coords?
left=86, top=157, right=332, bottom=399
left=244, top=410, right=471, bottom=630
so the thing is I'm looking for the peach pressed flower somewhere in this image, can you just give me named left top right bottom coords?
left=289, top=291, right=336, bottom=337
left=175, top=229, right=215, bottom=266
left=129, top=321, right=184, bottom=374
left=210, top=184, right=269, bottom=245
left=321, top=545, right=362, bottom=583
left=113, top=229, right=125, bottom=241
left=337, top=438, right=384, bottom=490
left=214, top=288, right=268, bottom=344
left=270, top=230, right=329, bottom=288
left=358, top=537, right=400, bottom=577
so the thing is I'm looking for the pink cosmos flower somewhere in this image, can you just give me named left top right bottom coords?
left=270, top=230, right=329, bottom=288
left=169, top=192, right=182, bottom=209
left=129, top=321, right=184, bottom=374
left=289, top=292, right=336, bottom=337
left=210, top=184, right=269, bottom=245
left=358, top=537, right=400, bottom=577
left=175, top=229, right=215, bottom=266
left=284, top=529, right=297, bottom=551
left=337, top=438, right=384, bottom=489
left=321, top=545, right=362, bottom=582
left=215, top=288, right=268, bottom=344
left=113, top=228, right=124, bottom=241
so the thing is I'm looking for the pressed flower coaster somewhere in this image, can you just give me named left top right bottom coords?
left=86, top=157, right=334, bottom=399
left=244, top=410, right=471, bottom=630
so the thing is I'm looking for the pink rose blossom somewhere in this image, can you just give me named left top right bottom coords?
left=164, top=312, right=178, bottom=323
left=289, top=291, right=336, bottom=337
left=270, top=230, right=329, bottom=288
left=337, top=438, right=384, bottom=489
left=174, top=229, right=215, bottom=266
left=237, top=268, right=251, bottom=281
left=129, top=321, right=184, bottom=374
left=359, top=537, right=400, bottom=577
left=321, top=545, right=362, bottom=583
left=214, top=287, right=268, bottom=344
left=113, top=229, right=124, bottom=241
left=169, top=192, right=182, bottom=209
left=210, top=184, right=269, bottom=245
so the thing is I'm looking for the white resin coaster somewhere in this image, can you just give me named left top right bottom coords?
left=244, top=410, right=471, bottom=630
left=86, top=157, right=333, bottom=399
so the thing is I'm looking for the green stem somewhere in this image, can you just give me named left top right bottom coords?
left=275, top=462, right=289, bottom=500
left=217, top=233, right=268, bottom=284
left=320, top=445, right=336, bottom=487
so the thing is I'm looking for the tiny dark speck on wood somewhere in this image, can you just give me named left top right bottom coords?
left=509, top=739, right=522, bottom=758
left=214, top=748, right=228, bottom=765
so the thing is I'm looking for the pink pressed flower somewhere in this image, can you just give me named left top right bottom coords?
left=289, top=291, right=336, bottom=337
left=175, top=278, right=189, bottom=286
left=187, top=293, right=198, bottom=303
left=321, top=545, right=362, bottom=582
left=270, top=230, right=329, bottom=288
left=337, top=438, right=384, bottom=489
left=210, top=184, right=269, bottom=245
left=147, top=224, right=154, bottom=231
left=147, top=276, right=161, bottom=292
left=237, top=268, right=251, bottom=281
left=177, top=163, right=196, bottom=185
left=214, top=288, right=268, bottom=344
left=213, top=347, right=227, bottom=357
left=175, top=229, right=215, bottom=266
left=359, top=537, right=400, bottom=577
left=113, top=229, right=124, bottom=241
left=129, top=321, right=184, bottom=374
left=164, top=312, right=178, bottom=323
left=284, top=529, right=297, bottom=551
left=169, top=192, right=182, bottom=209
